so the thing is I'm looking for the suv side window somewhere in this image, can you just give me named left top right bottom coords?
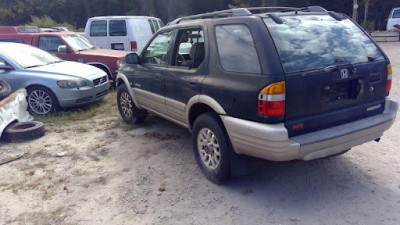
left=109, top=20, right=127, bottom=36
left=173, top=29, right=205, bottom=68
left=142, top=30, right=174, bottom=65
left=90, top=20, right=107, bottom=37
left=38, top=36, right=64, bottom=52
left=215, top=25, right=261, bottom=74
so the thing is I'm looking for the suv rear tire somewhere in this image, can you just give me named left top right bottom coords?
left=192, top=112, right=230, bottom=184
left=117, top=84, right=147, bottom=124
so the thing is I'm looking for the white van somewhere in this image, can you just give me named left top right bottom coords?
left=84, top=16, right=164, bottom=53
left=387, top=7, right=400, bottom=31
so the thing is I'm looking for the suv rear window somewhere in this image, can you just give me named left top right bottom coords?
left=215, top=25, right=261, bottom=74
left=90, top=20, right=107, bottom=37
left=264, top=15, right=385, bottom=74
left=109, top=20, right=127, bottom=36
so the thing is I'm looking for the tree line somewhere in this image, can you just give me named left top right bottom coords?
left=0, top=0, right=399, bottom=31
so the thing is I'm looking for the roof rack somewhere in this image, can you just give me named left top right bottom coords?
left=168, top=6, right=328, bottom=25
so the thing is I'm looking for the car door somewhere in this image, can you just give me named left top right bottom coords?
left=88, top=20, right=109, bottom=49
left=128, top=30, right=175, bottom=115
left=108, top=19, right=129, bottom=51
left=163, top=28, right=207, bottom=125
left=37, top=36, right=74, bottom=61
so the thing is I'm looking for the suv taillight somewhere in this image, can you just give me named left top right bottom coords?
left=387, top=64, right=392, bottom=93
left=131, top=41, right=137, bottom=51
left=258, top=81, right=285, bottom=117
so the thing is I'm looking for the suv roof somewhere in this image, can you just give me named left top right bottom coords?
left=168, top=6, right=344, bottom=25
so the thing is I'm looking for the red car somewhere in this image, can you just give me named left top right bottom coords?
left=0, top=26, right=127, bottom=81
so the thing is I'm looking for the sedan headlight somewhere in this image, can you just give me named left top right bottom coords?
left=57, top=79, right=86, bottom=88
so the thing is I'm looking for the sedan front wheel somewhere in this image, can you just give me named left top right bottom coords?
left=27, top=86, right=59, bottom=115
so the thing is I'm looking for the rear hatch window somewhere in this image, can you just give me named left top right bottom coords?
left=264, top=15, right=388, bottom=137
left=264, top=15, right=384, bottom=74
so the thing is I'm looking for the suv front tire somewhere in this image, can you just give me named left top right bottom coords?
left=117, top=84, right=147, bottom=124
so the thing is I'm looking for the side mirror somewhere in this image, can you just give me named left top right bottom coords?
left=125, top=53, right=139, bottom=64
left=58, top=45, right=68, bottom=53
left=0, top=62, right=13, bottom=71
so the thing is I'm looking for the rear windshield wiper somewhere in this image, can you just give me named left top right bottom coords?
left=301, top=65, right=338, bottom=75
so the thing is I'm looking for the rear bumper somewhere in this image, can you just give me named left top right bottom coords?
left=221, top=98, right=398, bottom=161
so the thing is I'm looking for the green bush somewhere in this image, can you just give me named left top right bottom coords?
left=24, top=15, right=75, bottom=31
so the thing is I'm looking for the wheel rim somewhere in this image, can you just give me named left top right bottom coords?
left=120, top=92, right=133, bottom=118
left=197, top=128, right=221, bottom=170
left=28, top=90, right=52, bottom=114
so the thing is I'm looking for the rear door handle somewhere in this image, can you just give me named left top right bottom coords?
left=155, top=75, right=162, bottom=80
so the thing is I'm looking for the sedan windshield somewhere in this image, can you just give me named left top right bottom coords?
left=2, top=44, right=61, bottom=69
left=264, top=15, right=385, bottom=73
left=62, top=35, right=96, bottom=52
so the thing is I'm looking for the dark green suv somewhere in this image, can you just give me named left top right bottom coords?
left=116, top=6, right=398, bottom=183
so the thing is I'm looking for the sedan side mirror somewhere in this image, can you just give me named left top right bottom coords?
left=0, top=63, right=13, bottom=71
left=125, top=53, right=139, bottom=64
left=58, top=45, right=68, bottom=53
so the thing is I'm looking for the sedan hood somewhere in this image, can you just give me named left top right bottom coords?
left=26, top=61, right=105, bottom=79
left=78, top=49, right=128, bottom=58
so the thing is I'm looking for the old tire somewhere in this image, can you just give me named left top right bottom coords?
left=2, top=121, right=45, bottom=143
left=192, top=112, right=230, bottom=184
left=117, top=84, right=147, bottom=124
left=27, top=86, right=59, bottom=115
left=0, top=79, right=11, bottom=100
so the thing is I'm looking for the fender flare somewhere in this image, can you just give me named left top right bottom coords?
left=87, top=62, right=112, bottom=77
left=116, top=72, right=141, bottom=107
left=185, top=95, right=227, bottom=125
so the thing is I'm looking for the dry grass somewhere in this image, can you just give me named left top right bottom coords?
left=35, top=90, right=118, bottom=124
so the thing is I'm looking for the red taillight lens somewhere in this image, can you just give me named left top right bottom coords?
left=387, top=64, right=392, bottom=93
left=130, top=41, right=137, bottom=51
left=258, top=81, right=285, bottom=117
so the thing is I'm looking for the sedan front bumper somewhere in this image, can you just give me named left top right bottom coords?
left=55, top=81, right=109, bottom=108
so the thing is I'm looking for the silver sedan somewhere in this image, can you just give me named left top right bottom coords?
left=0, top=43, right=109, bottom=115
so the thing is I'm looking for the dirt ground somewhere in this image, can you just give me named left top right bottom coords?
left=1, top=42, right=400, bottom=225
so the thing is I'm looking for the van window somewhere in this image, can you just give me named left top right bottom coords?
left=142, top=30, right=174, bottom=65
left=393, top=9, right=400, bottom=18
left=148, top=20, right=156, bottom=34
left=0, top=38, right=25, bottom=43
left=215, top=25, right=261, bottom=74
left=90, top=20, right=107, bottom=37
left=38, top=36, right=64, bottom=52
left=158, top=20, right=164, bottom=28
left=109, top=20, right=127, bottom=36
left=152, top=20, right=160, bottom=31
